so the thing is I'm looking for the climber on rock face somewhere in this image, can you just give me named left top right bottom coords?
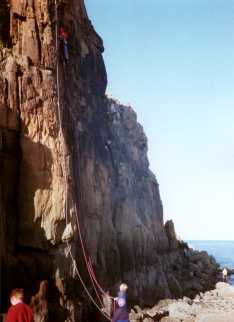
left=112, top=283, right=129, bottom=322
left=6, top=289, right=34, bottom=322
left=59, top=26, right=69, bottom=61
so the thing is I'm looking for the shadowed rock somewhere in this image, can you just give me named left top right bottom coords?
left=0, top=0, right=219, bottom=320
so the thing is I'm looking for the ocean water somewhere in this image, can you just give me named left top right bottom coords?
left=187, top=240, right=234, bottom=285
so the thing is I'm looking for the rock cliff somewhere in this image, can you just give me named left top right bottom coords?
left=0, top=0, right=219, bottom=321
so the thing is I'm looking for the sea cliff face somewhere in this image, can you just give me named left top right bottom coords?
left=0, top=0, right=219, bottom=320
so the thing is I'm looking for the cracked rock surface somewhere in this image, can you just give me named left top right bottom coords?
left=0, top=0, right=219, bottom=320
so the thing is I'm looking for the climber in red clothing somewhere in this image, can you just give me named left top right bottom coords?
left=6, top=289, right=34, bottom=322
left=59, top=26, right=69, bottom=61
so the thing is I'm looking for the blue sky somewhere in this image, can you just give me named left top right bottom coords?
left=85, top=0, right=234, bottom=240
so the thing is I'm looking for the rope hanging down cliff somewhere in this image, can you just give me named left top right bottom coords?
left=54, top=1, right=112, bottom=320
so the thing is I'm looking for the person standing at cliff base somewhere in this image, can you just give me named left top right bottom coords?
left=6, top=288, right=34, bottom=322
left=112, top=283, right=129, bottom=322
left=222, top=268, right=228, bottom=282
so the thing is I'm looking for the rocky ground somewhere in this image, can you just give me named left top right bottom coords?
left=130, top=282, right=234, bottom=322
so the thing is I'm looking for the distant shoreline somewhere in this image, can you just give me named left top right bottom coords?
left=186, top=240, right=234, bottom=286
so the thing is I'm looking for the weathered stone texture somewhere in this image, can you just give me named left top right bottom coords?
left=0, top=0, right=219, bottom=320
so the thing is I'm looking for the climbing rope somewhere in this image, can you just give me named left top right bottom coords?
left=67, top=242, right=111, bottom=321
left=73, top=200, right=107, bottom=302
left=54, top=1, right=115, bottom=319
left=54, top=0, right=68, bottom=224
left=87, top=257, right=114, bottom=300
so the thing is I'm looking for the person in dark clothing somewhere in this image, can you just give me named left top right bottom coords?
left=6, top=289, right=34, bottom=322
left=59, top=26, right=69, bottom=61
left=112, top=283, right=129, bottom=322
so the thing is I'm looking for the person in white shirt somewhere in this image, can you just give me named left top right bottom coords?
left=222, top=268, right=228, bottom=282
